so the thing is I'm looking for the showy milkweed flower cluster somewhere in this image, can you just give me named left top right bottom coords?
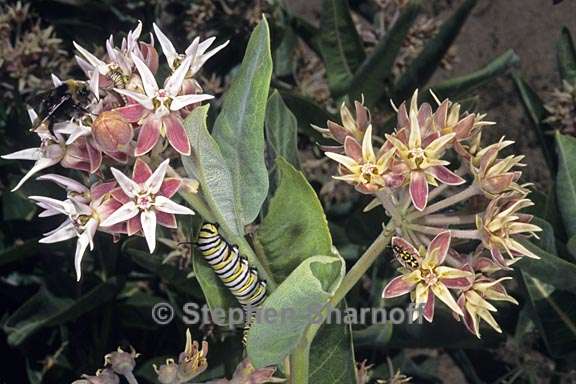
left=320, top=90, right=541, bottom=337
left=2, top=21, right=227, bottom=280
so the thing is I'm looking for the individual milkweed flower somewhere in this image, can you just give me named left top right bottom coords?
left=105, top=346, right=140, bottom=383
left=314, top=100, right=370, bottom=151
left=153, top=23, right=229, bottom=76
left=457, top=270, right=518, bottom=338
left=476, top=196, right=542, bottom=267
left=113, top=53, right=214, bottom=156
left=325, top=125, right=402, bottom=193
left=176, top=329, right=208, bottom=382
left=386, top=91, right=465, bottom=210
left=101, top=159, right=194, bottom=252
left=30, top=176, right=123, bottom=280
left=382, top=231, right=473, bottom=322
left=1, top=108, right=93, bottom=190
left=470, top=137, right=528, bottom=197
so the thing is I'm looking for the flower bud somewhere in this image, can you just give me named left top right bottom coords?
left=92, top=111, right=133, bottom=153
left=140, top=41, right=159, bottom=74
left=105, top=347, right=139, bottom=376
left=154, top=359, right=178, bottom=384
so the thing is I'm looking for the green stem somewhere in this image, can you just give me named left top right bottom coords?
left=331, top=220, right=396, bottom=306
left=290, top=339, right=311, bottom=384
left=288, top=221, right=396, bottom=383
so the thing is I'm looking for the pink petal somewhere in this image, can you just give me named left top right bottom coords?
left=442, top=276, right=474, bottom=289
left=115, top=103, right=147, bottom=123
left=423, top=290, right=435, bottom=322
left=397, top=102, right=409, bottom=129
left=409, top=171, right=429, bottom=211
left=97, top=198, right=122, bottom=219
left=133, top=158, right=153, bottom=183
left=344, top=136, right=362, bottom=162
left=382, top=275, right=416, bottom=298
left=86, top=143, right=102, bottom=174
left=164, top=115, right=191, bottom=155
left=104, top=150, right=129, bottom=164
left=90, top=181, right=117, bottom=201
left=160, top=178, right=182, bottom=198
left=427, top=231, right=451, bottom=265
left=434, top=100, right=449, bottom=129
left=453, top=115, right=475, bottom=139
left=429, top=165, right=465, bottom=185
left=490, top=247, right=511, bottom=270
left=111, top=187, right=130, bottom=204
left=157, top=211, right=177, bottom=228
left=127, top=215, right=142, bottom=236
left=135, top=117, right=161, bottom=156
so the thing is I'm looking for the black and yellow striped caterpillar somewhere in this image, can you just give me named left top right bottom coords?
left=196, top=223, right=267, bottom=342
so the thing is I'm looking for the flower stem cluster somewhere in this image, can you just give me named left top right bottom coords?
left=323, top=90, right=541, bottom=337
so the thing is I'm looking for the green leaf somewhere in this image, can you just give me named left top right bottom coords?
left=428, top=50, right=519, bottom=100
left=555, top=132, right=576, bottom=238
left=212, top=18, right=272, bottom=227
left=182, top=105, right=242, bottom=236
left=192, top=248, right=238, bottom=315
left=246, top=255, right=345, bottom=368
left=319, top=0, right=366, bottom=95
left=309, top=310, right=356, bottom=384
left=125, top=245, right=203, bottom=298
left=3, top=278, right=123, bottom=346
left=516, top=239, right=576, bottom=293
left=274, top=27, right=298, bottom=77
left=346, top=0, right=421, bottom=105
left=256, top=158, right=332, bottom=282
left=512, top=74, right=555, bottom=170
left=265, top=91, right=300, bottom=169
left=557, top=27, right=576, bottom=83
left=2, top=190, right=36, bottom=220
left=0, top=239, right=38, bottom=267
left=353, top=322, right=393, bottom=347
left=393, top=0, right=477, bottom=101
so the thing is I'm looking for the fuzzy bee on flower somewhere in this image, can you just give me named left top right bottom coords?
left=2, top=21, right=228, bottom=281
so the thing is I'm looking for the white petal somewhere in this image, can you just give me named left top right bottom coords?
left=27, top=107, right=38, bottom=124
left=130, top=53, right=159, bottom=97
left=90, top=69, right=100, bottom=100
left=100, top=201, right=139, bottom=227
left=74, top=220, right=97, bottom=281
left=40, top=222, right=76, bottom=243
left=144, top=159, right=170, bottom=194
left=111, top=167, right=140, bottom=198
left=36, top=174, right=87, bottom=193
left=184, top=36, right=201, bottom=58
left=73, top=42, right=107, bottom=73
left=154, top=195, right=195, bottom=215
left=113, top=88, right=154, bottom=110
left=192, top=40, right=229, bottom=76
left=140, top=210, right=157, bottom=253
left=11, top=157, right=60, bottom=191
left=170, top=93, right=214, bottom=111
left=29, top=195, right=68, bottom=214
left=51, top=74, right=62, bottom=87
left=165, top=55, right=192, bottom=96
left=153, top=23, right=178, bottom=69
left=43, top=219, right=73, bottom=236
left=76, top=55, right=94, bottom=75
left=2, top=147, right=42, bottom=161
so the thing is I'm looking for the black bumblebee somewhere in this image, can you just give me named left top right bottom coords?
left=30, top=80, right=93, bottom=136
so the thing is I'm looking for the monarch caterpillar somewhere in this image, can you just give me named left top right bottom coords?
left=196, top=223, right=267, bottom=342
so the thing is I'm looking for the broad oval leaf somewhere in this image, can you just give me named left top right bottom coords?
left=246, top=255, right=345, bottom=368
left=265, top=91, right=300, bottom=169
left=212, top=18, right=272, bottom=227
left=256, top=158, right=332, bottom=282
left=555, top=132, right=576, bottom=238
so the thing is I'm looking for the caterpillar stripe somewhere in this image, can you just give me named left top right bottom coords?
left=197, top=223, right=267, bottom=342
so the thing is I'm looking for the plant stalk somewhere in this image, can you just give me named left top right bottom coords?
left=290, top=339, right=311, bottom=384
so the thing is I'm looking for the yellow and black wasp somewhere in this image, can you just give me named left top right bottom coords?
left=30, top=80, right=93, bottom=136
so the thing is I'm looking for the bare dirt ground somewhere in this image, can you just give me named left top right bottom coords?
left=288, top=0, right=576, bottom=187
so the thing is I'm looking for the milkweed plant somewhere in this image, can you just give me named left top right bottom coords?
left=2, top=2, right=571, bottom=383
